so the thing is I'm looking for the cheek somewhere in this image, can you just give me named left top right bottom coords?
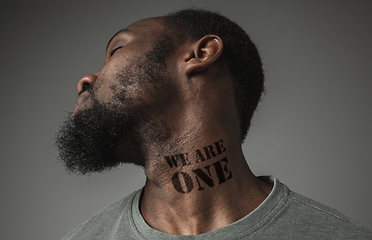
left=93, top=76, right=149, bottom=110
left=93, top=81, right=115, bottom=104
left=94, top=72, right=143, bottom=105
left=92, top=67, right=129, bottom=105
left=92, top=57, right=176, bottom=110
left=94, top=59, right=131, bottom=97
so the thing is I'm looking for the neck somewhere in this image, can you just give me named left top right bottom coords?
left=139, top=124, right=272, bottom=235
left=135, top=71, right=272, bottom=235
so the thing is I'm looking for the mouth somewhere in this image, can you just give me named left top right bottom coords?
left=73, top=91, right=90, bottom=117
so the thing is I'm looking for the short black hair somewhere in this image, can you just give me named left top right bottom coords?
left=163, top=8, right=264, bottom=142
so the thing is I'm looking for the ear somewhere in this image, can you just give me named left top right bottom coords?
left=184, top=35, right=224, bottom=76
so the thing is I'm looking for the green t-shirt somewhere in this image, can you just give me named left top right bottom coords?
left=62, top=176, right=372, bottom=239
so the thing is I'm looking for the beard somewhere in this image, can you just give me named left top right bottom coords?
left=55, top=101, right=146, bottom=175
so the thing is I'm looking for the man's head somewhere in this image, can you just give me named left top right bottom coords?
left=56, top=9, right=264, bottom=174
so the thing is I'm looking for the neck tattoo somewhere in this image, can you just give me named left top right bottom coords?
left=163, top=139, right=233, bottom=193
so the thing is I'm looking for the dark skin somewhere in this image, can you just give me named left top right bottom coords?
left=76, top=18, right=272, bottom=235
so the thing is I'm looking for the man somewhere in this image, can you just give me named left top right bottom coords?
left=57, top=9, right=371, bottom=239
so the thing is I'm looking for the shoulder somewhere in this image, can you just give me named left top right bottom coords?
left=254, top=177, right=372, bottom=239
left=279, top=189, right=372, bottom=239
left=61, top=190, right=140, bottom=240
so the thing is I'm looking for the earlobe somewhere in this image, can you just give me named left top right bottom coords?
left=184, top=35, right=224, bottom=76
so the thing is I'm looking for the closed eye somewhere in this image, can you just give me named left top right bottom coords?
left=110, top=46, right=123, bottom=57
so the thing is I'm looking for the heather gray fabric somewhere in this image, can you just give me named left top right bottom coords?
left=62, top=176, right=372, bottom=239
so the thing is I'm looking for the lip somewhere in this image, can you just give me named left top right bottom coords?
left=73, top=91, right=90, bottom=117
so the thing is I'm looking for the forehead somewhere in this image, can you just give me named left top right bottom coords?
left=106, top=18, right=165, bottom=51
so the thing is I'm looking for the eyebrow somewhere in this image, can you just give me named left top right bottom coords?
left=105, top=29, right=131, bottom=52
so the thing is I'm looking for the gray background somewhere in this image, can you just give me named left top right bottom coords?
left=1, top=0, right=371, bottom=239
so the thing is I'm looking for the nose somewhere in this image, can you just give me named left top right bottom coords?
left=77, top=73, right=99, bottom=94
